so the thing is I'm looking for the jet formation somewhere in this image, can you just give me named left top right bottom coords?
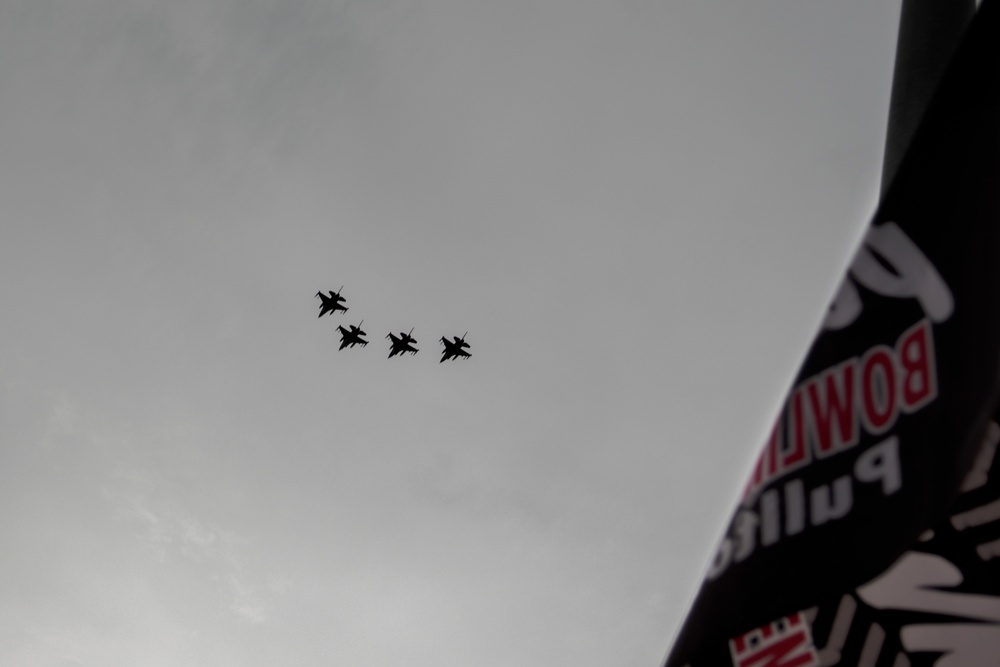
left=315, top=287, right=348, bottom=318
left=316, top=287, right=470, bottom=362
left=439, top=333, right=471, bottom=363
left=337, top=321, right=368, bottom=350
left=387, top=329, right=419, bottom=358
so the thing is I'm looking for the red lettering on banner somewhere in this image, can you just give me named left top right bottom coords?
left=729, top=613, right=819, bottom=667
left=899, top=319, right=936, bottom=411
left=804, top=359, right=858, bottom=457
left=861, top=347, right=898, bottom=433
left=742, top=319, right=938, bottom=500
left=745, top=423, right=781, bottom=498
left=783, top=389, right=810, bottom=470
left=767, top=420, right=780, bottom=482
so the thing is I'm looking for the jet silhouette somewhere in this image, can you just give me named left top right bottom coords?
left=337, top=321, right=368, bottom=350
left=440, top=333, right=471, bottom=362
left=387, top=329, right=419, bottom=358
left=316, top=287, right=348, bottom=318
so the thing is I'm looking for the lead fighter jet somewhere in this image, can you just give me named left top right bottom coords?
left=316, top=287, right=348, bottom=318
left=387, top=329, right=419, bottom=358
left=439, top=333, right=471, bottom=362
left=337, top=321, right=368, bottom=350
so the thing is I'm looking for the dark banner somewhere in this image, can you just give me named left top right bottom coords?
left=665, top=1, right=1000, bottom=664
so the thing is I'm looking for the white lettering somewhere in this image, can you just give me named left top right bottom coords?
left=858, top=552, right=1000, bottom=666
left=810, top=476, right=853, bottom=526
left=855, top=437, right=903, bottom=495
left=706, top=438, right=902, bottom=580
left=858, top=552, right=1000, bottom=622
left=824, top=223, right=953, bottom=331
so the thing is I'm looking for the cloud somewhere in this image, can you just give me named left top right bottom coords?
left=36, top=389, right=280, bottom=629
left=226, top=573, right=267, bottom=625
left=109, top=489, right=274, bottom=624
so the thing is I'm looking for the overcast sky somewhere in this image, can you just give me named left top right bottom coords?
left=0, top=1, right=901, bottom=665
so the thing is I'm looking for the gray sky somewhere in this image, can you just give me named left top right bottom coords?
left=0, top=1, right=900, bottom=665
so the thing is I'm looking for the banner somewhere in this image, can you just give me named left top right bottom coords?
left=665, top=1, right=1000, bottom=664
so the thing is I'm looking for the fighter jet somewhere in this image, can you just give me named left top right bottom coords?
left=337, top=321, right=368, bottom=350
left=315, top=287, right=348, bottom=318
left=387, top=329, right=419, bottom=358
left=439, top=332, right=471, bottom=362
